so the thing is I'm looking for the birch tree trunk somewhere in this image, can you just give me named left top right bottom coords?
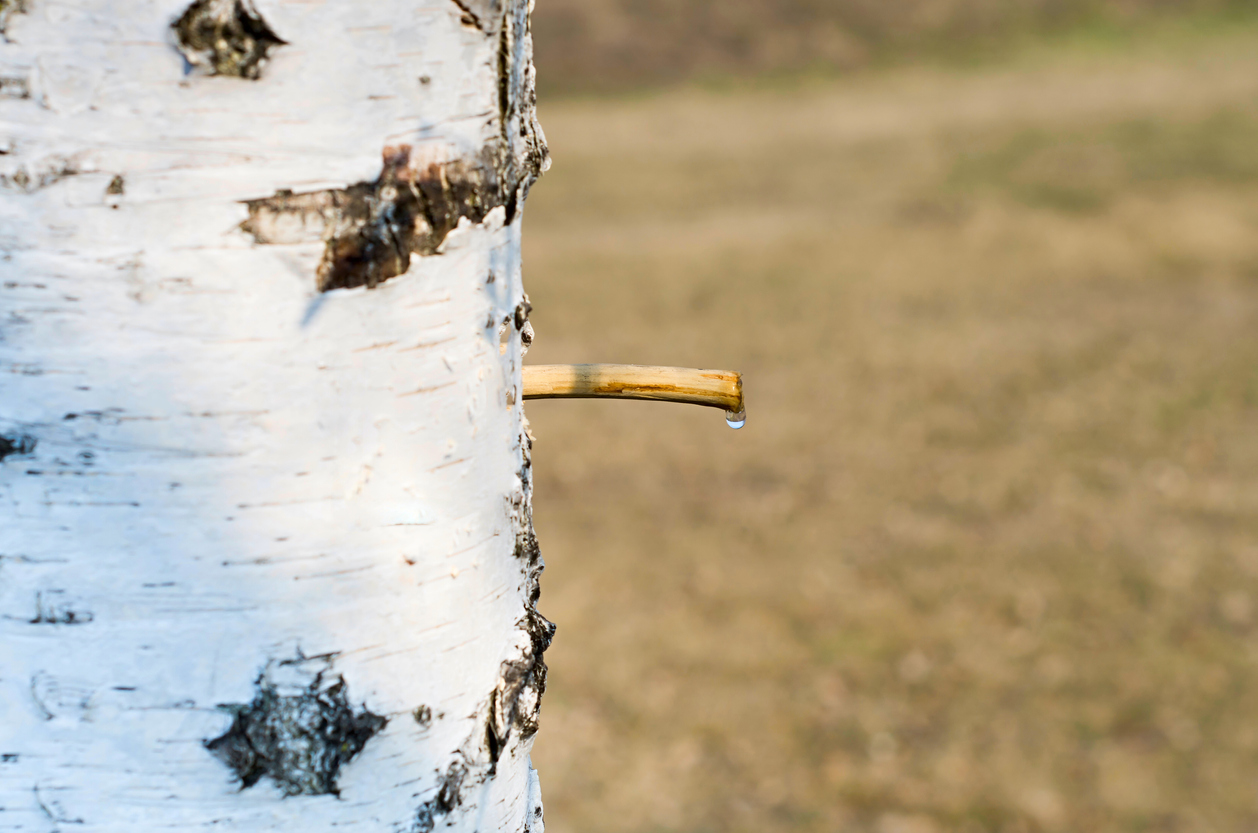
left=0, top=2, right=551, bottom=831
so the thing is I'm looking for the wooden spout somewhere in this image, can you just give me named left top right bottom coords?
left=522, top=364, right=744, bottom=416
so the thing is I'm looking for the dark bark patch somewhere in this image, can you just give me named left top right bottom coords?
left=484, top=607, right=555, bottom=769
left=241, top=145, right=508, bottom=292
left=410, top=759, right=469, bottom=833
left=105, top=175, right=125, bottom=208
left=172, top=0, right=286, bottom=80
left=512, top=522, right=540, bottom=567
left=0, top=433, right=36, bottom=461
left=205, top=654, right=387, bottom=797
left=513, top=298, right=531, bottom=331
left=62, top=409, right=123, bottom=424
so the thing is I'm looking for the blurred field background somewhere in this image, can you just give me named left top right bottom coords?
left=530, top=0, right=1258, bottom=94
left=520, top=4, right=1258, bottom=832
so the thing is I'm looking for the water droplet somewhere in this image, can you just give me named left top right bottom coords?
left=725, top=408, right=746, bottom=430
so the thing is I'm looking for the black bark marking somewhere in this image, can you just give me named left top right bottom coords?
left=29, top=591, right=93, bottom=625
left=34, top=785, right=83, bottom=826
left=494, top=0, right=548, bottom=197
left=412, top=705, right=433, bottom=727
left=512, top=521, right=540, bottom=566
left=410, top=760, right=469, bottom=833
left=512, top=298, right=531, bottom=331
left=497, top=23, right=511, bottom=136
left=450, top=0, right=503, bottom=32
left=241, top=145, right=510, bottom=292
left=172, top=0, right=286, bottom=80
left=488, top=607, right=554, bottom=754
left=488, top=467, right=555, bottom=766
left=62, top=409, right=123, bottom=424
left=0, top=433, right=35, bottom=461
left=204, top=654, right=387, bottom=797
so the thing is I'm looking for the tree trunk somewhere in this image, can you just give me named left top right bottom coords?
left=0, top=2, right=551, bottom=831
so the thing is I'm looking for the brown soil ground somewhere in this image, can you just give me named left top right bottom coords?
left=521, top=19, right=1258, bottom=833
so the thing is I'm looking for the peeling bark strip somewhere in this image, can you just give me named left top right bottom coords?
left=205, top=655, right=387, bottom=796
left=242, top=145, right=510, bottom=292
left=172, top=0, right=285, bottom=80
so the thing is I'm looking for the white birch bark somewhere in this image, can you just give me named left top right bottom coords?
left=0, top=2, right=551, bottom=831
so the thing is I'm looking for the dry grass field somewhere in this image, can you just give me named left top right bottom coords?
left=531, top=0, right=1258, bottom=93
left=520, top=18, right=1258, bottom=833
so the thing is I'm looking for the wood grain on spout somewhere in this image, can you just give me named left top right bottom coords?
left=523, top=364, right=743, bottom=413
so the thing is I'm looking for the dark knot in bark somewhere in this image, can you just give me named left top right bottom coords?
left=205, top=654, right=387, bottom=797
left=173, top=0, right=286, bottom=80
